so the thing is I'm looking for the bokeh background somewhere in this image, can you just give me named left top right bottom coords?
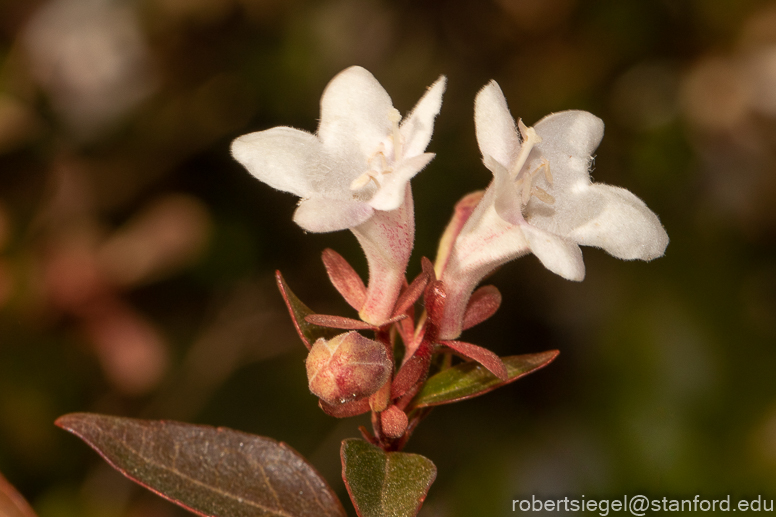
left=1, top=0, right=775, bottom=515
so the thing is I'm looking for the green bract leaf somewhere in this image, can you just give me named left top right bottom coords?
left=412, top=350, right=559, bottom=407
left=0, top=471, right=38, bottom=517
left=276, top=270, right=342, bottom=349
left=341, top=439, right=436, bottom=517
left=56, top=413, right=346, bottom=517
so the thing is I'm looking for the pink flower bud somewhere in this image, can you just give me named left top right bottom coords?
left=306, top=331, right=392, bottom=406
left=381, top=405, right=408, bottom=439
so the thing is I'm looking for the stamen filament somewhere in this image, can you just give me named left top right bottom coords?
left=389, top=108, right=402, bottom=162
left=521, top=174, right=532, bottom=204
left=350, top=171, right=381, bottom=190
left=509, top=120, right=542, bottom=180
left=514, top=157, right=554, bottom=207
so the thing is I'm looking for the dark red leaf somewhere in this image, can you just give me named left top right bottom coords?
left=0, top=471, right=38, bottom=517
left=461, top=285, right=501, bottom=330
left=276, top=271, right=341, bottom=349
left=322, top=249, right=366, bottom=311
left=438, top=340, right=508, bottom=380
left=56, top=413, right=346, bottom=517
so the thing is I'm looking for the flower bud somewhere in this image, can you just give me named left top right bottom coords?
left=306, top=331, right=392, bottom=406
left=381, top=405, right=408, bottom=439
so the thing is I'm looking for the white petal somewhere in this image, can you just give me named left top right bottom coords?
left=369, top=153, right=435, bottom=211
left=474, top=81, right=520, bottom=169
left=230, top=127, right=319, bottom=197
left=534, top=110, right=604, bottom=193
left=521, top=224, right=585, bottom=281
left=293, top=196, right=373, bottom=233
left=565, top=183, right=669, bottom=260
left=534, top=110, right=604, bottom=158
left=400, top=76, right=446, bottom=158
left=317, top=66, right=393, bottom=158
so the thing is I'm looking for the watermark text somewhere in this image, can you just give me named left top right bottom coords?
left=512, top=495, right=774, bottom=515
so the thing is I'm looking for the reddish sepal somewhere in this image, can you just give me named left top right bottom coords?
left=322, top=249, right=367, bottom=311
left=439, top=340, right=508, bottom=380
left=420, top=256, right=437, bottom=282
left=276, top=270, right=341, bottom=350
left=391, top=341, right=433, bottom=400
left=319, top=398, right=371, bottom=418
left=305, top=314, right=375, bottom=330
left=392, top=269, right=430, bottom=318
left=461, top=285, right=501, bottom=331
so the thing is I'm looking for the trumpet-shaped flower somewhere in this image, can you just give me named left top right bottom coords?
left=232, top=66, right=446, bottom=323
left=437, top=81, right=668, bottom=339
left=232, top=66, right=445, bottom=232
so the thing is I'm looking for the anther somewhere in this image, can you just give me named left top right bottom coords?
left=514, top=159, right=554, bottom=207
left=540, top=159, right=553, bottom=186
left=350, top=171, right=381, bottom=191
left=532, top=186, right=555, bottom=205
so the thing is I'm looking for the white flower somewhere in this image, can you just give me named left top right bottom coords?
left=437, top=81, right=668, bottom=339
left=232, top=66, right=445, bottom=324
left=231, top=66, right=445, bottom=233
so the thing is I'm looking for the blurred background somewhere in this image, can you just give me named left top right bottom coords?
left=0, top=0, right=775, bottom=515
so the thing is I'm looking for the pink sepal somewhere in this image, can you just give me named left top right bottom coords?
left=461, top=285, right=501, bottom=331
left=322, top=248, right=367, bottom=311
left=439, top=340, right=508, bottom=380
left=319, top=398, right=371, bottom=418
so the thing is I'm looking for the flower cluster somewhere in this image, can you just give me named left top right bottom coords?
left=232, top=66, right=668, bottom=448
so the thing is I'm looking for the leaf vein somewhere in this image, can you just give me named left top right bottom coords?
left=109, top=429, right=296, bottom=517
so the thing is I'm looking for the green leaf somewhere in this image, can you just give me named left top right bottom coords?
left=276, top=270, right=342, bottom=349
left=341, top=439, right=436, bottom=517
left=412, top=350, right=559, bottom=407
left=56, top=413, right=346, bottom=517
left=0, top=471, right=38, bottom=517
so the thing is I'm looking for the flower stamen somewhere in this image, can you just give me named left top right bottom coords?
left=389, top=108, right=402, bottom=162
left=532, top=186, right=555, bottom=204
left=351, top=142, right=397, bottom=191
left=509, top=120, right=542, bottom=180
left=514, top=158, right=554, bottom=206
left=350, top=170, right=382, bottom=190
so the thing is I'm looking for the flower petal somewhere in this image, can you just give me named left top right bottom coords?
left=474, top=81, right=521, bottom=169
left=484, top=155, right=524, bottom=226
left=317, top=66, right=393, bottom=158
left=534, top=110, right=604, bottom=159
left=369, top=153, right=435, bottom=211
left=352, top=188, right=415, bottom=324
left=230, top=127, right=319, bottom=197
left=565, top=183, right=669, bottom=260
left=521, top=224, right=585, bottom=281
left=534, top=110, right=604, bottom=193
left=400, top=76, right=446, bottom=158
left=293, top=197, right=373, bottom=233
